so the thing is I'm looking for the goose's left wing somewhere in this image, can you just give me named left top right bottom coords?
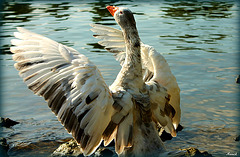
left=141, top=44, right=181, bottom=130
left=10, top=28, right=114, bottom=156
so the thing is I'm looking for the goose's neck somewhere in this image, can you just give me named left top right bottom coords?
left=123, top=27, right=142, bottom=73
left=123, top=27, right=141, bottom=63
left=115, top=26, right=143, bottom=90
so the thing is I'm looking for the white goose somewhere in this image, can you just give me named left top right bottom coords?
left=10, top=6, right=180, bottom=157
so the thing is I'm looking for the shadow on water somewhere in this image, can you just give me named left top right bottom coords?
left=1, top=1, right=76, bottom=54
left=160, top=33, right=228, bottom=53
left=1, top=2, right=35, bottom=54
left=0, top=0, right=119, bottom=55
left=2, top=2, right=35, bottom=22
left=88, top=1, right=114, bottom=24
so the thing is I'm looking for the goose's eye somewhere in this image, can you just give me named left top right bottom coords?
left=120, top=11, right=123, bottom=14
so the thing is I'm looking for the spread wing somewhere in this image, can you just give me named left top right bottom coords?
left=90, top=23, right=181, bottom=134
left=144, top=46, right=179, bottom=137
left=10, top=27, right=115, bottom=156
left=141, top=44, right=181, bottom=130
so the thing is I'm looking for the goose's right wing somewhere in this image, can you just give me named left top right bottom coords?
left=11, top=27, right=115, bottom=156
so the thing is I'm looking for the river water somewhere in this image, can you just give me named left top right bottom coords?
left=0, top=0, right=239, bottom=156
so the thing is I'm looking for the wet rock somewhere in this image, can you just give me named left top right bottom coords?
left=160, top=124, right=184, bottom=142
left=94, top=147, right=115, bottom=157
left=163, top=147, right=213, bottom=157
left=52, top=139, right=213, bottom=157
left=0, top=117, right=19, bottom=128
left=235, top=135, right=240, bottom=141
left=52, top=139, right=83, bottom=156
left=179, top=147, right=213, bottom=157
left=52, top=139, right=116, bottom=157
left=236, top=75, right=240, bottom=84
left=160, top=130, right=173, bottom=142
left=8, top=140, right=61, bottom=156
left=176, top=124, right=184, bottom=132
left=0, top=137, right=9, bottom=157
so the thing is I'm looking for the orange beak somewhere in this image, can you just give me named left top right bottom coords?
left=106, top=6, right=119, bottom=16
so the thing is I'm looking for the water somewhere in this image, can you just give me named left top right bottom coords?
left=1, top=0, right=239, bottom=156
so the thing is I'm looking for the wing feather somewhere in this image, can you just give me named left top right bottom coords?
left=90, top=24, right=126, bottom=65
left=115, top=111, right=133, bottom=154
left=11, top=27, right=115, bottom=156
left=143, top=45, right=181, bottom=129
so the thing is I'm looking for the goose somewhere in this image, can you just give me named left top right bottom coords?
left=10, top=5, right=180, bottom=157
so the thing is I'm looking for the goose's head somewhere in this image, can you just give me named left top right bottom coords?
left=107, top=6, right=136, bottom=30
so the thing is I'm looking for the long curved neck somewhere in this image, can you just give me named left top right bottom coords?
left=123, top=25, right=142, bottom=72
left=112, top=25, right=143, bottom=90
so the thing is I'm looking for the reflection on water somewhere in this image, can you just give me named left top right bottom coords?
left=88, top=2, right=113, bottom=23
left=162, top=1, right=234, bottom=20
left=2, top=2, right=34, bottom=22
left=1, top=0, right=239, bottom=156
